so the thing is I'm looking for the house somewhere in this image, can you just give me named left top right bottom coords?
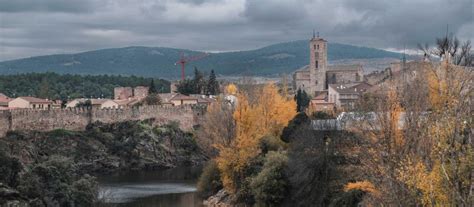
left=66, top=98, right=120, bottom=109
left=0, top=93, right=10, bottom=107
left=170, top=94, right=199, bottom=106
left=114, top=99, right=141, bottom=107
left=328, top=82, right=372, bottom=109
left=310, top=92, right=335, bottom=112
left=190, top=94, right=216, bottom=106
left=8, top=97, right=53, bottom=109
left=158, top=93, right=177, bottom=106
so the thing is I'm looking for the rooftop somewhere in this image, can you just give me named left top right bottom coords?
left=18, top=96, right=53, bottom=103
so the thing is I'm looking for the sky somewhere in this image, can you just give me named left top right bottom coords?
left=0, top=0, right=472, bottom=61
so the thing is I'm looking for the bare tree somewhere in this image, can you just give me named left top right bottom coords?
left=195, top=100, right=236, bottom=157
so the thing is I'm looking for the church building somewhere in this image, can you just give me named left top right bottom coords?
left=293, top=33, right=364, bottom=96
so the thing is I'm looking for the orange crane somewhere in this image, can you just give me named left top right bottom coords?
left=175, top=52, right=209, bottom=80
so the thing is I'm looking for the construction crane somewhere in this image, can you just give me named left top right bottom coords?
left=175, top=52, right=209, bottom=80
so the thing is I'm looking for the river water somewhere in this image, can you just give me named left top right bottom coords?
left=96, top=166, right=204, bottom=207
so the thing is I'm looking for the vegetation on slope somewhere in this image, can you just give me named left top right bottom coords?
left=0, top=120, right=206, bottom=206
left=0, top=72, right=170, bottom=100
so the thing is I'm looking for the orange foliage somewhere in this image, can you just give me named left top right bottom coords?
left=344, top=181, right=380, bottom=197
left=216, top=83, right=296, bottom=193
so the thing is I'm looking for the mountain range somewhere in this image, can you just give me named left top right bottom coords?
left=0, top=40, right=405, bottom=79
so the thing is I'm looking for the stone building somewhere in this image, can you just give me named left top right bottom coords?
left=328, top=82, right=372, bottom=109
left=114, top=87, right=133, bottom=100
left=0, top=93, right=10, bottom=107
left=133, top=86, right=149, bottom=99
left=8, top=97, right=53, bottom=109
left=114, top=86, right=149, bottom=100
left=293, top=34, right=364, bottom=96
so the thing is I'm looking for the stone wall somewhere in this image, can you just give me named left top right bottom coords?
left=0, top=105, right=204, bottom=137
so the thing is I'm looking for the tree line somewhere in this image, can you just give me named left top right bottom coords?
left=175, top=67, right=220, bottom=95
left=0, top=72, right=170, bottom=100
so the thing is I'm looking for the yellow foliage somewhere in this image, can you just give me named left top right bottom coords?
left=397, top=158, right=450, bottom=206
left=344, top=181, right=380, bottom=197
left=225, top=83, right=238, bottom=95
left=216, top=83, right=297, bottom=193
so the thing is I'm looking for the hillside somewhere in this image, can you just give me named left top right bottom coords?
left=0, top=40, right=404, bottom=78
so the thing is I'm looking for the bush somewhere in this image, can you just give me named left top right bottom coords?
left=250, top=151, right=289, bottom=206
left=311, top=111, right=334, bottom=119
left=259, top=135, right=286, bottom=154
left=329, top=190, right=365, bottom=207
left=280, top=112, right=309, bottom=143
left=197, top=160, right=223, bottom=198
left=0, top=150, right=22, bottom=187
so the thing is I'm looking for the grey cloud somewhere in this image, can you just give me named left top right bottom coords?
left=0, top=0, right=99, bottom=13
left=0, top=0, right=472, bottom=61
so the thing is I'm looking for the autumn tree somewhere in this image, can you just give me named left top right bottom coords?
left=352, top=61, right=473, bottom=206
left=196, top=99, right=235, bottom=157
left=215, top=83, right=296, bottom=193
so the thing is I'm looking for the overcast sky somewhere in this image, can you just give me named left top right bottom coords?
left=0, top=0, right=472, bottom=61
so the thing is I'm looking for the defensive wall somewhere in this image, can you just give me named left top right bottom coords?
left=0, top=105, right=205, bottom=137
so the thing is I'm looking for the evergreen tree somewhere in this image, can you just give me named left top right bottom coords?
left=193, top=67, right=205, bottom=94
left=295, top=88, right=310, bottom=112
left=148, top=79, right=157, bottom=94
left=206, top=70, right=220, bottom=95
left=176, top=79, right=195, bottom=95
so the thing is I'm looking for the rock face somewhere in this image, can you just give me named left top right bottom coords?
left=203, top=189, right=236, bottom=207
left=0, top=120, right=207, bottom=175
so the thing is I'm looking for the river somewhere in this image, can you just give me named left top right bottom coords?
left=96, top=166, right=204, bottom=207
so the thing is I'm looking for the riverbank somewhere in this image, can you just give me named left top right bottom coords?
left=0, top=120, right=207, bottom=206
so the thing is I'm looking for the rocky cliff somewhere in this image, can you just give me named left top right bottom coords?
left=0, top=120, right=207, bottom=206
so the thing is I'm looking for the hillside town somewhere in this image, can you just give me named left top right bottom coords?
left=0, top=1, right=473, bottom=206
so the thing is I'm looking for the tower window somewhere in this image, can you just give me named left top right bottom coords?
left=317, top=45, right=319, bottom=50
left=314, top=45, right=316, bottom=50
left=316, top=61, right=318, bottom=69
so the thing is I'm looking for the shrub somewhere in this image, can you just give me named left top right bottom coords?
left=329, top=190, right=365, bottom=207
left=311, top=111, right=334, bottom=119
left=280, top=112, right=309, bottom=143
left=0, top=150, right=22, bottom=187
left=259, top=135, right=286, bottom=154
left=197, top=160, right=223, bottom=198
left=250, top=151, right=289, bottom=206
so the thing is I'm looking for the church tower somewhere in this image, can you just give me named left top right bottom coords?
left=309, top=31, right=328, bottom=95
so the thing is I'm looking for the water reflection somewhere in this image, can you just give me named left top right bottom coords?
left=96, top=166, right=203, bottom=207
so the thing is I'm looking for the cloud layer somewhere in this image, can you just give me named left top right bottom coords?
left=0, top=0, right=472, bottom=60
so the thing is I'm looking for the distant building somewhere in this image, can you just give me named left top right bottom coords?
left=8, top=97, right=53, bottom=109
left=114, top=87, right=133, bottom=100
left=0, top=93, right=10, bottom=107
left=114, top=86, right=149, bottom=100
left=66, top=98, right=119, bottom=109
left=293, top=33, right=364, bottom=96
left=310, top=93, right=335, bottom=112
left=328, top=82, right=372, bottom=109
left=133, top=86, right=149, bottom=99
left=170, top=94, right=199, bottom=106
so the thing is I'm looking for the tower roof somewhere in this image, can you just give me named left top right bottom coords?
left=310, top=30, right=326, bottom=41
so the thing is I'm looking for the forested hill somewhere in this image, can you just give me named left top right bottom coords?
left=0, top=40, right=403, bottom=78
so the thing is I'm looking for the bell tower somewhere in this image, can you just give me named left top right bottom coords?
left=309, top=31, right=328, bottom=94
